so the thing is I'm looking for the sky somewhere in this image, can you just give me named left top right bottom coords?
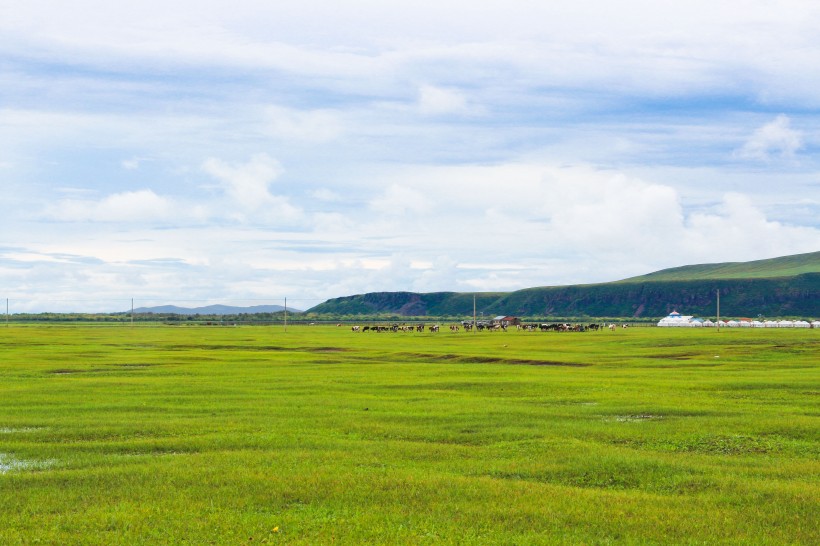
left=1, top=0, right=819, bottom=312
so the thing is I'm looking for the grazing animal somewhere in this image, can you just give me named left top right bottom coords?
left=351, top=325, right=360, bottom=332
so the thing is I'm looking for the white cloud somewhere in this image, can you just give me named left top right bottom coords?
left=5, top=1, right=820, bottom=106
left=3, top=2, right=820, bottom=309
left=310, top=188, right=343, bottom=202
left=264, top=106, right=343, bottom=142
left=682, top=193, right=818, bottom=261
left=350, top=162, right=820, bottom=284
left=121, top=157, right=150, bottom=170
left=736, top=115, right=803, bottom=160
left=46, top=190, right=173, bottom=222
left=369, top=184, right=434, bottom=217
left=417, top=85, right=471, bottom=116
left=201, top=153, right=302, bottom=222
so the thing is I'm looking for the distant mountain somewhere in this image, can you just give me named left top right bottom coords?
left=132, top=304, right=302, bottom=315
left=306, top=252, right=820, bottom=318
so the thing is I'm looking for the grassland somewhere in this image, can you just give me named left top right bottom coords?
left=621, top=250, right=820, bottom=281
left=0, top=324, right=817, bottom=544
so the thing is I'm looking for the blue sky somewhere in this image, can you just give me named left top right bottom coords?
left=1, top=0, right=818, bottom=312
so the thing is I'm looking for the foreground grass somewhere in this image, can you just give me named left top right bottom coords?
left=0, top=324, right=817, bottom=544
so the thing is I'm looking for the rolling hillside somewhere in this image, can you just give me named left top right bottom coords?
left=307, top=252, right=820, bottom=318
left=619, top=251, right=820, bottom=282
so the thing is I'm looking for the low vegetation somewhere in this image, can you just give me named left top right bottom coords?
left=307, top=252, right=820, bottom=318
left=0, top=324, right=817, bottom=544
left=621, top=250, right=820, bottom=281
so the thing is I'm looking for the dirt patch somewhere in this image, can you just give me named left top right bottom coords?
left=646, top=353, right=700, bottom=360
left=397, top=352, right=588, bottom=367
left=304, top=347, right=350, bottom=353
left=507, top=358, right=588, bottom=367
left=168, top=344, right=289, bottom=351
left=607, top=414, right=665, bottom=423
left=47, top=367, right=113, bottom=375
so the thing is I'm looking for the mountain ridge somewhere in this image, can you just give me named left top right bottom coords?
left=132, top=304, right=302, bottom=315
left=306, top=252, right=820, bottom=318
left=618, top=251, right=820, bottom=282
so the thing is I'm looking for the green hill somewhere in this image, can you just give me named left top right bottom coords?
left=620, top=251, right=820, bottom=281
left=306, top=252, right=820, bottom=319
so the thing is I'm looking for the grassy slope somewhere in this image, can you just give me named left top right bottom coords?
left=307, top=252, right=820, bottom=317
left=1, top=324, right=818, bottom=544
left=619, top=250, right=820, bottom=282
left=495, top=274, right=820, bottom=318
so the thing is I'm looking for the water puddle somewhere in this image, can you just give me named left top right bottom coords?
left=0, top=453, right=56, bottom=474
left=0, top=427, right=45, bottom=434
left=604, top=414, right=665, bottom=423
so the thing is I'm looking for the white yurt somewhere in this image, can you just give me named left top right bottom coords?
left=658, top=311, right=694, bottom=327
left=811, top=321, right=820, bottom=328
left=751, top=320, right=764, bottom=328
left=778, top=320, right=794, bottom=328
left=794, top=320, right=810, bottom=328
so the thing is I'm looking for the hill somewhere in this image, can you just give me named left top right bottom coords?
left=619, top=251, right=820, bottom=281
left=307, top=252, right=820, bottom=318
left=133, top=304, right=302, bottom=315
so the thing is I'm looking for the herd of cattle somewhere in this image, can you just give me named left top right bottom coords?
left=349, top=321, right=625, bottom=333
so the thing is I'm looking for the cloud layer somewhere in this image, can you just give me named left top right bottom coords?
left=1, top=1, right=818, bottom=311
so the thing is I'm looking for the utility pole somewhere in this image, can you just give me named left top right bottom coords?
left=473, top=294, right=476, bottom=334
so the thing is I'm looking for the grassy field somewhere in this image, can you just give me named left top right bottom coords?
left=0, top=324, right=817, bottom=544
left=621, top=250, right=820, bottom=281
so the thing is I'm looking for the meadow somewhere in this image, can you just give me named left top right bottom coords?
left=0, top=324, right=817, bottom=544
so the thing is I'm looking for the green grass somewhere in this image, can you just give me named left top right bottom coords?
left=620, top=250, right=820, bottom=281
left=0, top=324, right=818, bottom=544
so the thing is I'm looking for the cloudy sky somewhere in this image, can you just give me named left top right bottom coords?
left=1, top=1, right=818, bottom=312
